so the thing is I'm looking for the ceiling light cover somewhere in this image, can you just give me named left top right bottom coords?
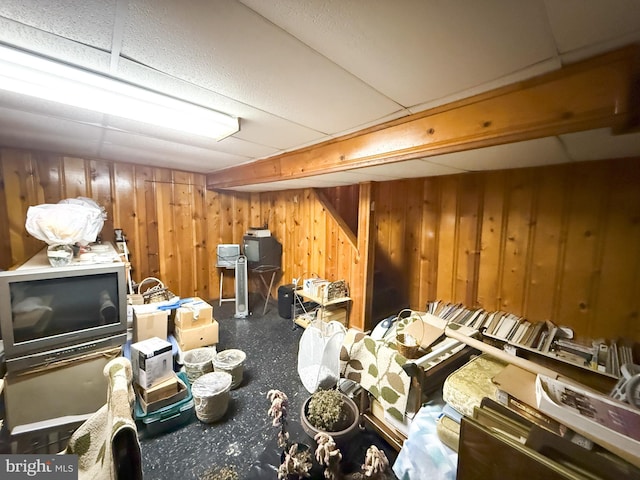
left=0, top=44, right=239, bottom=141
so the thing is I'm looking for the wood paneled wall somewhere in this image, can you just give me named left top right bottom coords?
left=374, top=158, right=640, bottom=343
left=0, top=148, right=358, bottom=318
left=2, top=147, right=639, bottom=342
left=0, top=149, right=213, bottom=300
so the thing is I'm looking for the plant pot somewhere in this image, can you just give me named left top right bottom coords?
left=300, top=392, right=359, bottom=447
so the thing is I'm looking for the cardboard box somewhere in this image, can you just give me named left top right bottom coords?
left=174, top=297, right=213, bottom=329
left=138, top=371, right=179, bottom=404
left=131, top=337, right=174, bottom=389
left=135, top=372, right=188, bottom=414
left=3, top=347, right=119, bottom=431
left=174, top=321, right=219, bottom=351
left=132, top=305, right=169, bottom=342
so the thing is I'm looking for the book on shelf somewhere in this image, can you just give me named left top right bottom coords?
left=470, top=309, right=488, bottom=329
left=526, top=321, right=545, bottom=348
left=554, top=339, right=594, bottom=363
left=540, top=321, right=558, bottom=353
left=503, top=315, right=523, bottom=342
left=485, top=311, right=505, bottom=337
left=509, top=319, right=529, bottom=344
left=607, top=341, right=621, bottom=377
left=515, top=321, right=536, bottom=346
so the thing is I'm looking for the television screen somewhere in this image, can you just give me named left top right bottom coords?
left=10, top=273, right=119, bottom=343
left=243, top=236, right=282, bottom=270
left=0, top=246, right=127, bottom=373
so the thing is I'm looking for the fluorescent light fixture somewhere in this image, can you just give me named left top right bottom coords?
left=0, top=44, right=239, bottom=140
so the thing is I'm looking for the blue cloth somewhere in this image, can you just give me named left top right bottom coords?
left=392, top=399, right=458, bottom=480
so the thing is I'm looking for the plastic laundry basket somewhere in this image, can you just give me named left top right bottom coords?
left=297, top=320, right=346, bottom=393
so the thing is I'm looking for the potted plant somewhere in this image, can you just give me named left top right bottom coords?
left=267, top=389, right=313, bottom=480
left=314, top=432, right=342, bottom=480
left=300, top=389, right=359, bottom=446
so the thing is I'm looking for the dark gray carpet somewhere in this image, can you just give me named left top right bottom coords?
left=139, top=296, right=398, bottom=480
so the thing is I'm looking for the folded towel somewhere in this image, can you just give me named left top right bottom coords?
left=65, top=357, right=142, bottom=480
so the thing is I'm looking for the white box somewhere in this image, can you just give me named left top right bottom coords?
left=131, top=337, right=173, bottom=389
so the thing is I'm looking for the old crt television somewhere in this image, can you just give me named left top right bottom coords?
left=243, top=235, right=282, bottom=270
left=216, top=244, right=241, bottom=268
left=0, top=246, right=127, bottom=373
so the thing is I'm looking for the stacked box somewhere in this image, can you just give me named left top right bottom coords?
left=132, top=305, right=169, bottom=342
left=174, top=298, right=219, bottom=351
left=134, top=371, right=194, bottom=436
left=135, top=372, right=189, bottom=415
left=174, top=297, right=213, bottom=328
left=130, top=337, right=174, bottom=389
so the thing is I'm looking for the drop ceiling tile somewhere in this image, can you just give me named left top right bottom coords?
left=242, top=0, right=557, bottom=107
left=408, top=57, right=561, bottom=114
left=559, top=31, right=640, bottom=65
left=354, top=159, right=465, bottom=179
left=117, top=58, right=329, bottom=152
left=230, top=180, right=314, bottom=192
left=560, top=128, right=640, bottom=161
left=309, top=170, right=396, bottom=184
left=544, top=0, right=640, bottom=54
left=0, top=16, right=111, bottom=73
left=0, top=1, right=116, bottom=51
left=426, top=137, right=570, bottom=171
left=0, top=91, right=107, bottom=126
left=0, top=107, right=102, bottom=157
left=212, top=136, right=279, bottom=161
left=101, top=130, right=251, bottom=174
left=121, top=0, right=401, bottom=134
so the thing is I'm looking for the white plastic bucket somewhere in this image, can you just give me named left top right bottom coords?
left=213, top=349, right=246, bottom=390
left=183, top=347, right=216, bottom=383
left=191, top=372, right=232, bottom=423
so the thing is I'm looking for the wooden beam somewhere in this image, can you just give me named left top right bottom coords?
left=207, top=45, right=639, bottom=190
left=351, top=182, right=376, bottom=331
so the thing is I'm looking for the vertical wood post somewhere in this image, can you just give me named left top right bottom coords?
left=352, top=182, right=376, bottom=331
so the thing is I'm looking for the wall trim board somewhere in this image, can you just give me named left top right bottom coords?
left=314, top=188, right=358, bottom=250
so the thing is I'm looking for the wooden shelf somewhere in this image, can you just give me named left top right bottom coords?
left=480, top=335, right=619, bottom=393
left=293, top=289, right=351, bottom=328
left=295, top=290, right=351, bottom=307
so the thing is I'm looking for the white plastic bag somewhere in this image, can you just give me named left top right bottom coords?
left=25, top=197, right=105, bottom=246
left=297, top=320, right=346, bottom=393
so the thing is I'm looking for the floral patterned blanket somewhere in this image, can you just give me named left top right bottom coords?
left=340, top=329, right=411, bottom=421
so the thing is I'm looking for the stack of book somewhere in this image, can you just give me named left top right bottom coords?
left=427, top=301, right=636, bottom=377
